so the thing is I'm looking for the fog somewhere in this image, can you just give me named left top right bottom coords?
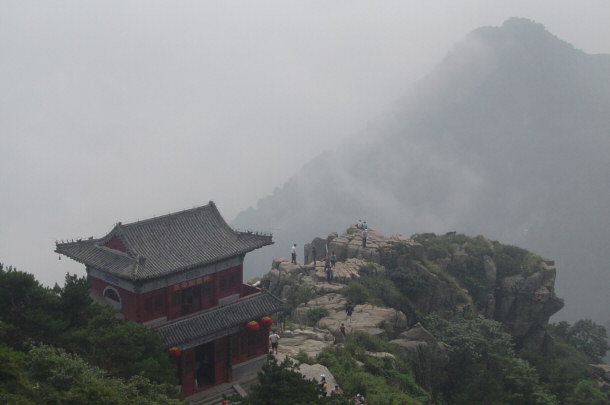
left=1, top=1, right=609, bottom=289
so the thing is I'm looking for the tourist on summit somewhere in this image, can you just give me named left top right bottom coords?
left=331, top=252, right=336, bottom=268
left=269, top=330, right=280, bottom=355
left=325, top=254, right=333, bottom=283
left=362, top=221, right=367, bottom=230
left=357, top=219, right=362, bottom=229
left=312, top=246, right=317, bottom=265
left=291, top=244, right=297, bottom=264
left=361, top=229, right=368, bottom=248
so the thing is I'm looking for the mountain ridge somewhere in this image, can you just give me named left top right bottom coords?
left=232, top=17, right=610, bottom=324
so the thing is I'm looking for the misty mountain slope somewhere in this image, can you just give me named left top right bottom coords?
left=232, top=18, right=610, bottom=323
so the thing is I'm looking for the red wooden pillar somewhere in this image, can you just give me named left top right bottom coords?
left=181, top=348, right=196, bottom=396
left=214, top=338, right=228, bottom=384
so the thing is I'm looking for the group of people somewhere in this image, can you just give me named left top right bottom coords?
left=357, top=219, right=368, bottom=248
left=324, top=251, right=336, bottom=283
left=294, top=244, right=337, bottom=284
left=291, top=219, right=369, bottom=267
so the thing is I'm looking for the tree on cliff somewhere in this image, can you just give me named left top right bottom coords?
left=550, top=320, right=609, bottom=360
left=424, top=315, right=557, bottom=405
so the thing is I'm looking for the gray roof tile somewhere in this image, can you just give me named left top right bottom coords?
left=155, top=291, right=284, bottom=348
left=55, top=202, right=272, bottom=280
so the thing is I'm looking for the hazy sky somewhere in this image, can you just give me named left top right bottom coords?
left=1, top=1, right=609, bottom=287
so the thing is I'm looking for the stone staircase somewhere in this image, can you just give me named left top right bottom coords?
left=188, top=376, right=258, bottom=405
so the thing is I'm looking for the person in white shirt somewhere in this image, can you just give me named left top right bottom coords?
left=269, top=330, right=280, bottom=355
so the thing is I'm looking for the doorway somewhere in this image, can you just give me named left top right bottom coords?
left=195, top=342, right=215, bottom=390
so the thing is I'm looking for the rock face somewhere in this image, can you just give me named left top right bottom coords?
left=493, top=259, right=564, bottom=349
left=304, top=225, right=424, bottom=265
left=390, top=323, right=449, bottom=395
left=589, top=364, right=610, bottom=394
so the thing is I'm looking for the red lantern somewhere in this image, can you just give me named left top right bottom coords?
left=260, top=316, right=273, bottom=327
left=246, top=320, right=260, bottom=332
left=168, top=347, right=181, bottom=358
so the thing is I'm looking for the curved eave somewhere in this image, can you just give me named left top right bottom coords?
left=155, top=291, right=284, bottom=349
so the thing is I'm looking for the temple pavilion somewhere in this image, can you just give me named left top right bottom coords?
left=55, top=201, right=283, bottom=396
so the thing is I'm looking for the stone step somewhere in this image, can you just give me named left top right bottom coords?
left=189, top=380, right=256, bottom=405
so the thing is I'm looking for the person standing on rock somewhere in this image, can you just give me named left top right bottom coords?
left=312, top=246, right=317, bottom=265
left=362, top=221, right=367, bottom=230
left=269, top=330, right=280, bottom=355
left=331, top=252, right=336, bottom=268
left=340, top=322, right=346, bottom=337
left=291, top=244, right=297, bottom=264
left=361, top=229, right=368, bottom=248
left=325, top=254, right=333, bottom=283
left=357, top=219, right=362, bottom=229
left=346, top=304, right=353, bottom=323
left=319, top=375, right=328, bottom=397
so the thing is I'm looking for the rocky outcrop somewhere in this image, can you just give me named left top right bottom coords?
left=589, top=364, right=610, bottom=393
left=304, top=225, right=424, bottom=265
left=263, top=256, right=374, bottom=299
left=399, top=262, right=462, bottom=316
left=493, top=259, right=563, bottom=350
left=262, top=227, right=564, bottom=370
left=390, top=323, right=448, bottom=395
left=291, top=293, right=408, bottom=340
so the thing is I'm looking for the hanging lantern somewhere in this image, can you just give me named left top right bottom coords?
left=168, top=347, right=181, bottom=358
left=245, top=320, right=260, bottom=332
left=260, top=316, right=273, bottom=327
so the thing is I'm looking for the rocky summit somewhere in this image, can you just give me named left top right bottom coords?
left=254, top=225, right=568, bottom=391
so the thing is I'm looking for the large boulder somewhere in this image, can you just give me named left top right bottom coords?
left=494, top=260, right=564, bottom=349
left=316, top=301, right=408, bottom=340
left=390, top=323, right=449, bottom=396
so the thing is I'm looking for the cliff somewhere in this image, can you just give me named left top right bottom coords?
left=261, top=226, right=563, bottom=353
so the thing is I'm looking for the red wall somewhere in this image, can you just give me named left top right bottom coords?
left=90, top=264, right=246, bottom=324
left=231, top=327, right=270, bottom=365
left=104, top=236, right=126, bottom=252
left=89, top=276, right=138, bottom=321
left=216, top=265, right=243, bottom=300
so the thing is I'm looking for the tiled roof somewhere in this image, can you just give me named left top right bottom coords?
left=155, top=291, right=284, bottom=349
left=55, top=202, right=272, bottom=280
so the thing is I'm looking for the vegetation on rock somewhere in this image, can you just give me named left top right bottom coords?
left=261, top=230, right=610, bottom=404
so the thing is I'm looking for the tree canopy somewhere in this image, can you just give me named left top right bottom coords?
left=0, top=263, right=182, bottom=403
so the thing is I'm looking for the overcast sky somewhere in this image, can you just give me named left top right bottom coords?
left=1, top=1, right=609, bottom=287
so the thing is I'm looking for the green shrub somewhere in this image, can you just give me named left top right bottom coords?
left=293, top=350, right=314, bottom=365
left=358, top=264, right=377, bottom=276
left=305, top=307, right=329, bottom=326
left=317, top=342, right=430, bottom=405
left=342, top=282, right=369, bottom=306
left=285, top=285, right=315, bottom=313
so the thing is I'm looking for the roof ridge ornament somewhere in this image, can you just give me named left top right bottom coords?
left=133, top=255, right=143, bottom=279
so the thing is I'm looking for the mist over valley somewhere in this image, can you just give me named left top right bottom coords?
left=233, top=18, right=610, bottom=325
